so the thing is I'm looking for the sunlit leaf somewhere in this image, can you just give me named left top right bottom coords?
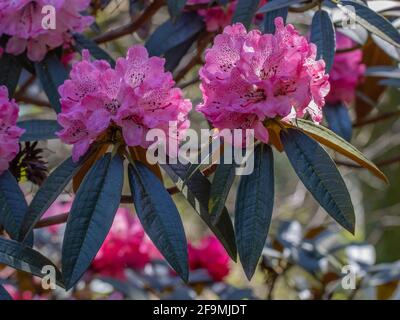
left=281, top=128, right=355, bottom=233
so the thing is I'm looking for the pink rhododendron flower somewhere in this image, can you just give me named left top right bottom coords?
left=0, top=0, right=93, bottom=61
left=326, top=33, right=366, bottom=105
left=91, top=208, right=158, bottom=279
left=189, top=236, right=230, bottom=281
left=57, top=46, right=192, bottom=162
left=187, top=0, right=267, bottom=32
left=197, top=18, right=330, bottom=144
left=0, top=86, right=25, bottom=174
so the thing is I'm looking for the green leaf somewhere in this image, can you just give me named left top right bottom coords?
left=0, top=51, right=22, bottom=96
left=311, top=9, right=336, bottom=72
left=0, top=284, right=12, bottom=300
left=0, top=237, right=63, bottom=288
left=18, top=120, right=61, bottom=142
left=281, top=128, right=355, bottom=233
left=263, top=0, right=288, bottom=33
left=232, top=0, right=260, bottom=29
left=235, top=144, right=274, bottom=280
left=340, top=1, right=400, bottom=48
left=62, top=153, right=123, bottom=289
left=160, top=162, right=237, bottom=261
left=20, top=153, right=92, bottom=241
left=286, top=119, right=388, bottom=183
left=324, top=103, right=352, bottom=142
left=257, top=0, right=302, bottom=14
left=128, top=162, right=188, bottom=281
left=145, top=12, right=204, bottom=57
left=209, top=162, right=237, bottom=224
left=0, top=171, right=28, bottom=240
left=167, top=0, right=188, bottom=21
left=73, top=33, right=116, bottom=67
left=34, top=52, right=68, bottom=113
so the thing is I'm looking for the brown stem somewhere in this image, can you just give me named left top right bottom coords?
left=33, top=165, right=213, bottom=229
left=16, top=95, right=51, bottom=108
left=336, top=155, right=400, bottom=168
left=93, top=0, right=165, bottom=44
left=178, top=76, right=200, bottom=89
left=174, top=31, right=214, bottom=82
left=288, top=0, right=319, bottom=13
left=34, top=212, right=69, bottom=229
left=352, top=111, right=400, bottom=128
left=14, top=75, right=36, bottom=100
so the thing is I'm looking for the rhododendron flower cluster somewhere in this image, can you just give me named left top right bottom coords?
left=57, top=46, right=192, bottom=162
left=0, top=86, right=24, bottom=175
left=91, top=208, right=158, bottom=279
left=326, top=33, right=366, bottom=105
left=197, top=18, right=330, bottom=144
left=0, top=0, right=93, bottom=61
left=189, top=236, right=231, bottom=281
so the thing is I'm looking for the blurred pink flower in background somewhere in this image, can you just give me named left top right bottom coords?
left=0, top=86, right=25, bottom=175
left=197, top=18, right=330, bottom=144
left=90, top=207, right=230, bottom=282
left=187, top=0, right=268, bottom=32
left=326, top=33, right=366, bottom=105
left=57, top=46, right=192, bottom=162
left=91, top=208, right=158, bottom=279
left=0, top=0, right=93, bottom=61
left=189, top=236, right=231, bottom=281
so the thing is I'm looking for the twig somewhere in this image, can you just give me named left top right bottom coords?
left=34, top=164, right=215, bottom=229
left=34, top=212, right=69, bottom=229
left=14, top=75, right=36, bottom=100
left=16, top=95, right=51, bottom=108
left=335, top=155, right=400, bottom=168
left=174, top=31, right=214, bottom=82
left=352, top=110, right=400, bottom=128
left=93, top=0, right=165, bottom=44
left=179, top=76, right=200, bottom=89
left=288, top=0, right=319, bottom=13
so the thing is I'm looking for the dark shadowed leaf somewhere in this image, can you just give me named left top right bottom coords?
left=209, top=162, right=236, bottom=224
left=232, top=0, right=260, bottom=29
left=73, top=33, right=116, bottom=67
left=235, top=144, right=274, bottom=280
left=62, top=153, right=124, bottom=289
left=257, top=0, right=302, bottom=14
left=0, top=51, right=22, bottom=96
left=167, top=0, right=188, bottom=20
left=34, top=52, right=68, bottom=113
left=20, top=152, right=94, bottom=241
left=18, top=120, right=61, bottom=142
left=0, top=237, right=63, bottom=287
left=341, top=1, right=400, bottom=48
left=324, top=103, right=352, bottom=142
left=145, top=12, right=204, bottom=57
left=263, top=0, right=288, bottom=33
left=281, top=128, right=355, bottom=233
left=311, top=9, right=336, bottom=72
left=160, top=162, right=237, bottom=260
left=0, top=284, right=12, bottom=300
left=128, top=162, right=188, bottom=281
left=164, top=34, right=198, bottom=71
left=0, top=171, right=28, bottom=240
